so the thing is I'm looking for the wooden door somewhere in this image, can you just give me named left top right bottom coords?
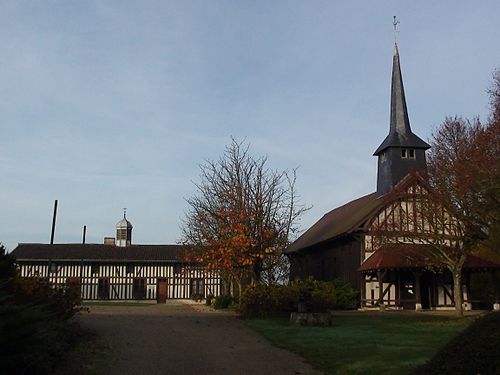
left=157, top=279, right=167, bottom=303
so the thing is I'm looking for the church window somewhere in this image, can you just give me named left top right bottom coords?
left=409, top=149, right=415, bottom=159
left=401, top=149, right=407, bottom=158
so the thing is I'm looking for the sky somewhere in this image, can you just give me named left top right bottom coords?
left=1, top=1, right=499, bottom=251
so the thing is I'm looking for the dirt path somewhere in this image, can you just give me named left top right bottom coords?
left=77, top=301, right=322, bottom=375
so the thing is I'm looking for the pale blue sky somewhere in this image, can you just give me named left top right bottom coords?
left=1, top=1, right=499, bottom=251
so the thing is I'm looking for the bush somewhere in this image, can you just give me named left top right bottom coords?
left=211, top=294, right=233, bottom=309
left=205, top=293, right=215, bottom=306
left=238, top=278, right=358, bottom=318
left=0, top=244, right=81, bottom=375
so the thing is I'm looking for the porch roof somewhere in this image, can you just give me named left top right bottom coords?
left=358, top=244, right=500, bottom=273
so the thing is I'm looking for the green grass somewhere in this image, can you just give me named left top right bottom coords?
left=247, top=313, right=472, bottom=375
left=82, top=301, right=155, bottom=307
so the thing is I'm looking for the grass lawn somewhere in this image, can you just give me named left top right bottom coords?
left=247, top=312, right=472, bottom=375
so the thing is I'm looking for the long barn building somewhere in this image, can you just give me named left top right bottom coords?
left=11, top=215, right=221, bottom=302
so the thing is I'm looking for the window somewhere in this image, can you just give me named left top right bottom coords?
left=126, top=264, right=134, bottom=274
left=190, top=278, right=204, bottom=299
left=402, top=149, right=415, bottom=159
left=91, top=264, right=99, bottom=274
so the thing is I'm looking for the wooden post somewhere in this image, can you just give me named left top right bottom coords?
left=82, top=225, right=87, bottom=244
left=396, top=271, right=401, bottom=308
left=50, top=200, right=58, bottom=244
left=377, top=270, right=386, bottom=308
left=413, top=271, right=422, bottom=311
left=360, top=274, right=366, bottom=308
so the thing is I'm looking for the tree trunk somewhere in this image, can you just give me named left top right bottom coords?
left=452, top=269, right=464, bottom=317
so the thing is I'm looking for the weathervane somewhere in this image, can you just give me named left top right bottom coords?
left=123, top=207, right=127, bottom=219
left=393, top=16, right=400, bottom=43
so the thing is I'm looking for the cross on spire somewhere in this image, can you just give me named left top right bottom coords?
left=393, top=16, right=400, bottom=43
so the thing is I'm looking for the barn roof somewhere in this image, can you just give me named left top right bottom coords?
left=11, top=243, right=186, bottom=262
left=358, top=244, right=500, bottom=273
left=285, top=192, right=383, bottom=253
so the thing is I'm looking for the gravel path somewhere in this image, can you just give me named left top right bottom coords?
left=79, top=301, right=323, bottom=375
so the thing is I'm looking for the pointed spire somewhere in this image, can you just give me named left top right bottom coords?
left=390, top=43, right=412, bottom=136
left=373, top=44, right=430, bottom=156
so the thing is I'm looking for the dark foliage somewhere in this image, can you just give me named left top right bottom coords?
left=238, top=278, right=358, bottom=318
left=0, top=243, right=82, bottom=375
left=211, top=294, right=233, bottom=309
left=411, top=313, right=500, bottom=375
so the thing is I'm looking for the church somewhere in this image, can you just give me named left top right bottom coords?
left=11, top=213, right=222, bottom=302
left=286, top=43, right=499, bottom=310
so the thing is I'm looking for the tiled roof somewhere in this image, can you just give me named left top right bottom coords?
left=11, top=243, right=187, bottom=262
left=285, top=192, right=383, bottom=253
left=358, top=244, right=500, bottom=272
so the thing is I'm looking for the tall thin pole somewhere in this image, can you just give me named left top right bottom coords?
left=82, top=225, right=87, bottom=244
left=50, top=200, right=58, bottom=244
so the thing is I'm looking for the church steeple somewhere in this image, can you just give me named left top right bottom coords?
left=374, top=44, right=430, bottom=196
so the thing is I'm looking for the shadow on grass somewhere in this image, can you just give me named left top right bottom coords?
left=247, top=313, right=474, bottom=375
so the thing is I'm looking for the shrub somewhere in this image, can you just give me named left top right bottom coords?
left=205, top=294, right=215, bottom=306
left=239, top=278, right=358, bottom=318
left=0, top=244, right=82, bottom=375
left=211, top=294, right=233, bottom=309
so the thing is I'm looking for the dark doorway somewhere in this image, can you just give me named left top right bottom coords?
left=133, top=278, right=146, bottom=299
left=420, top=272, right=435, bottom=309
left=157, top=279, right=168, bottom=303
left=97, top=278, right=109, bottom=300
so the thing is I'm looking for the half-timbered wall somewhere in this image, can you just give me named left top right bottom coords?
left=364, top=182, right=460, bottom=258
left=18, top=262, right=221, bottom=301
left=362, top=181, right=468, bottom=308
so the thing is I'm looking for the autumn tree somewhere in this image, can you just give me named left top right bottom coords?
left=181, top=139, right=309, bottom=298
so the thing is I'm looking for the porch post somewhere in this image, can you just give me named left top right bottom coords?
left=395, top=271, right=401, bottom=309
left=377, top=270, right=385, bottom=310
left=413, top=271, right=422, bottom=311
left=360, top=274, right=366, bottom=308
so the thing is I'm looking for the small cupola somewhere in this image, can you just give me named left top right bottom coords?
left=116, top=208, right=133, bottom=247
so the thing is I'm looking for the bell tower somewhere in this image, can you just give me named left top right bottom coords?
left=116, top=208, right=133, bottom=247
left=374, top=44, right=430, bottom=196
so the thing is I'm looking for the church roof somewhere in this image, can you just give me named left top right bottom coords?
left=11, top=243, right=186, bottom=262
left=358, top=244, right=500, bottom=272
left=285, top=192, right=383, bottom=253
left=373, top=44, right=430, bottom=155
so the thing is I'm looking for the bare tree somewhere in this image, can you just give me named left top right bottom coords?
left=181, top=138, right=310, bottom=298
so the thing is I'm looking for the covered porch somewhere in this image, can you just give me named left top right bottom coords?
left=358, top=245, right=500, bottom=311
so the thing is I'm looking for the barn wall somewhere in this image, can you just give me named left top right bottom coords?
left=288, top=235, right=362, bottom=291
left=17, top=262, right=221, bottom=301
